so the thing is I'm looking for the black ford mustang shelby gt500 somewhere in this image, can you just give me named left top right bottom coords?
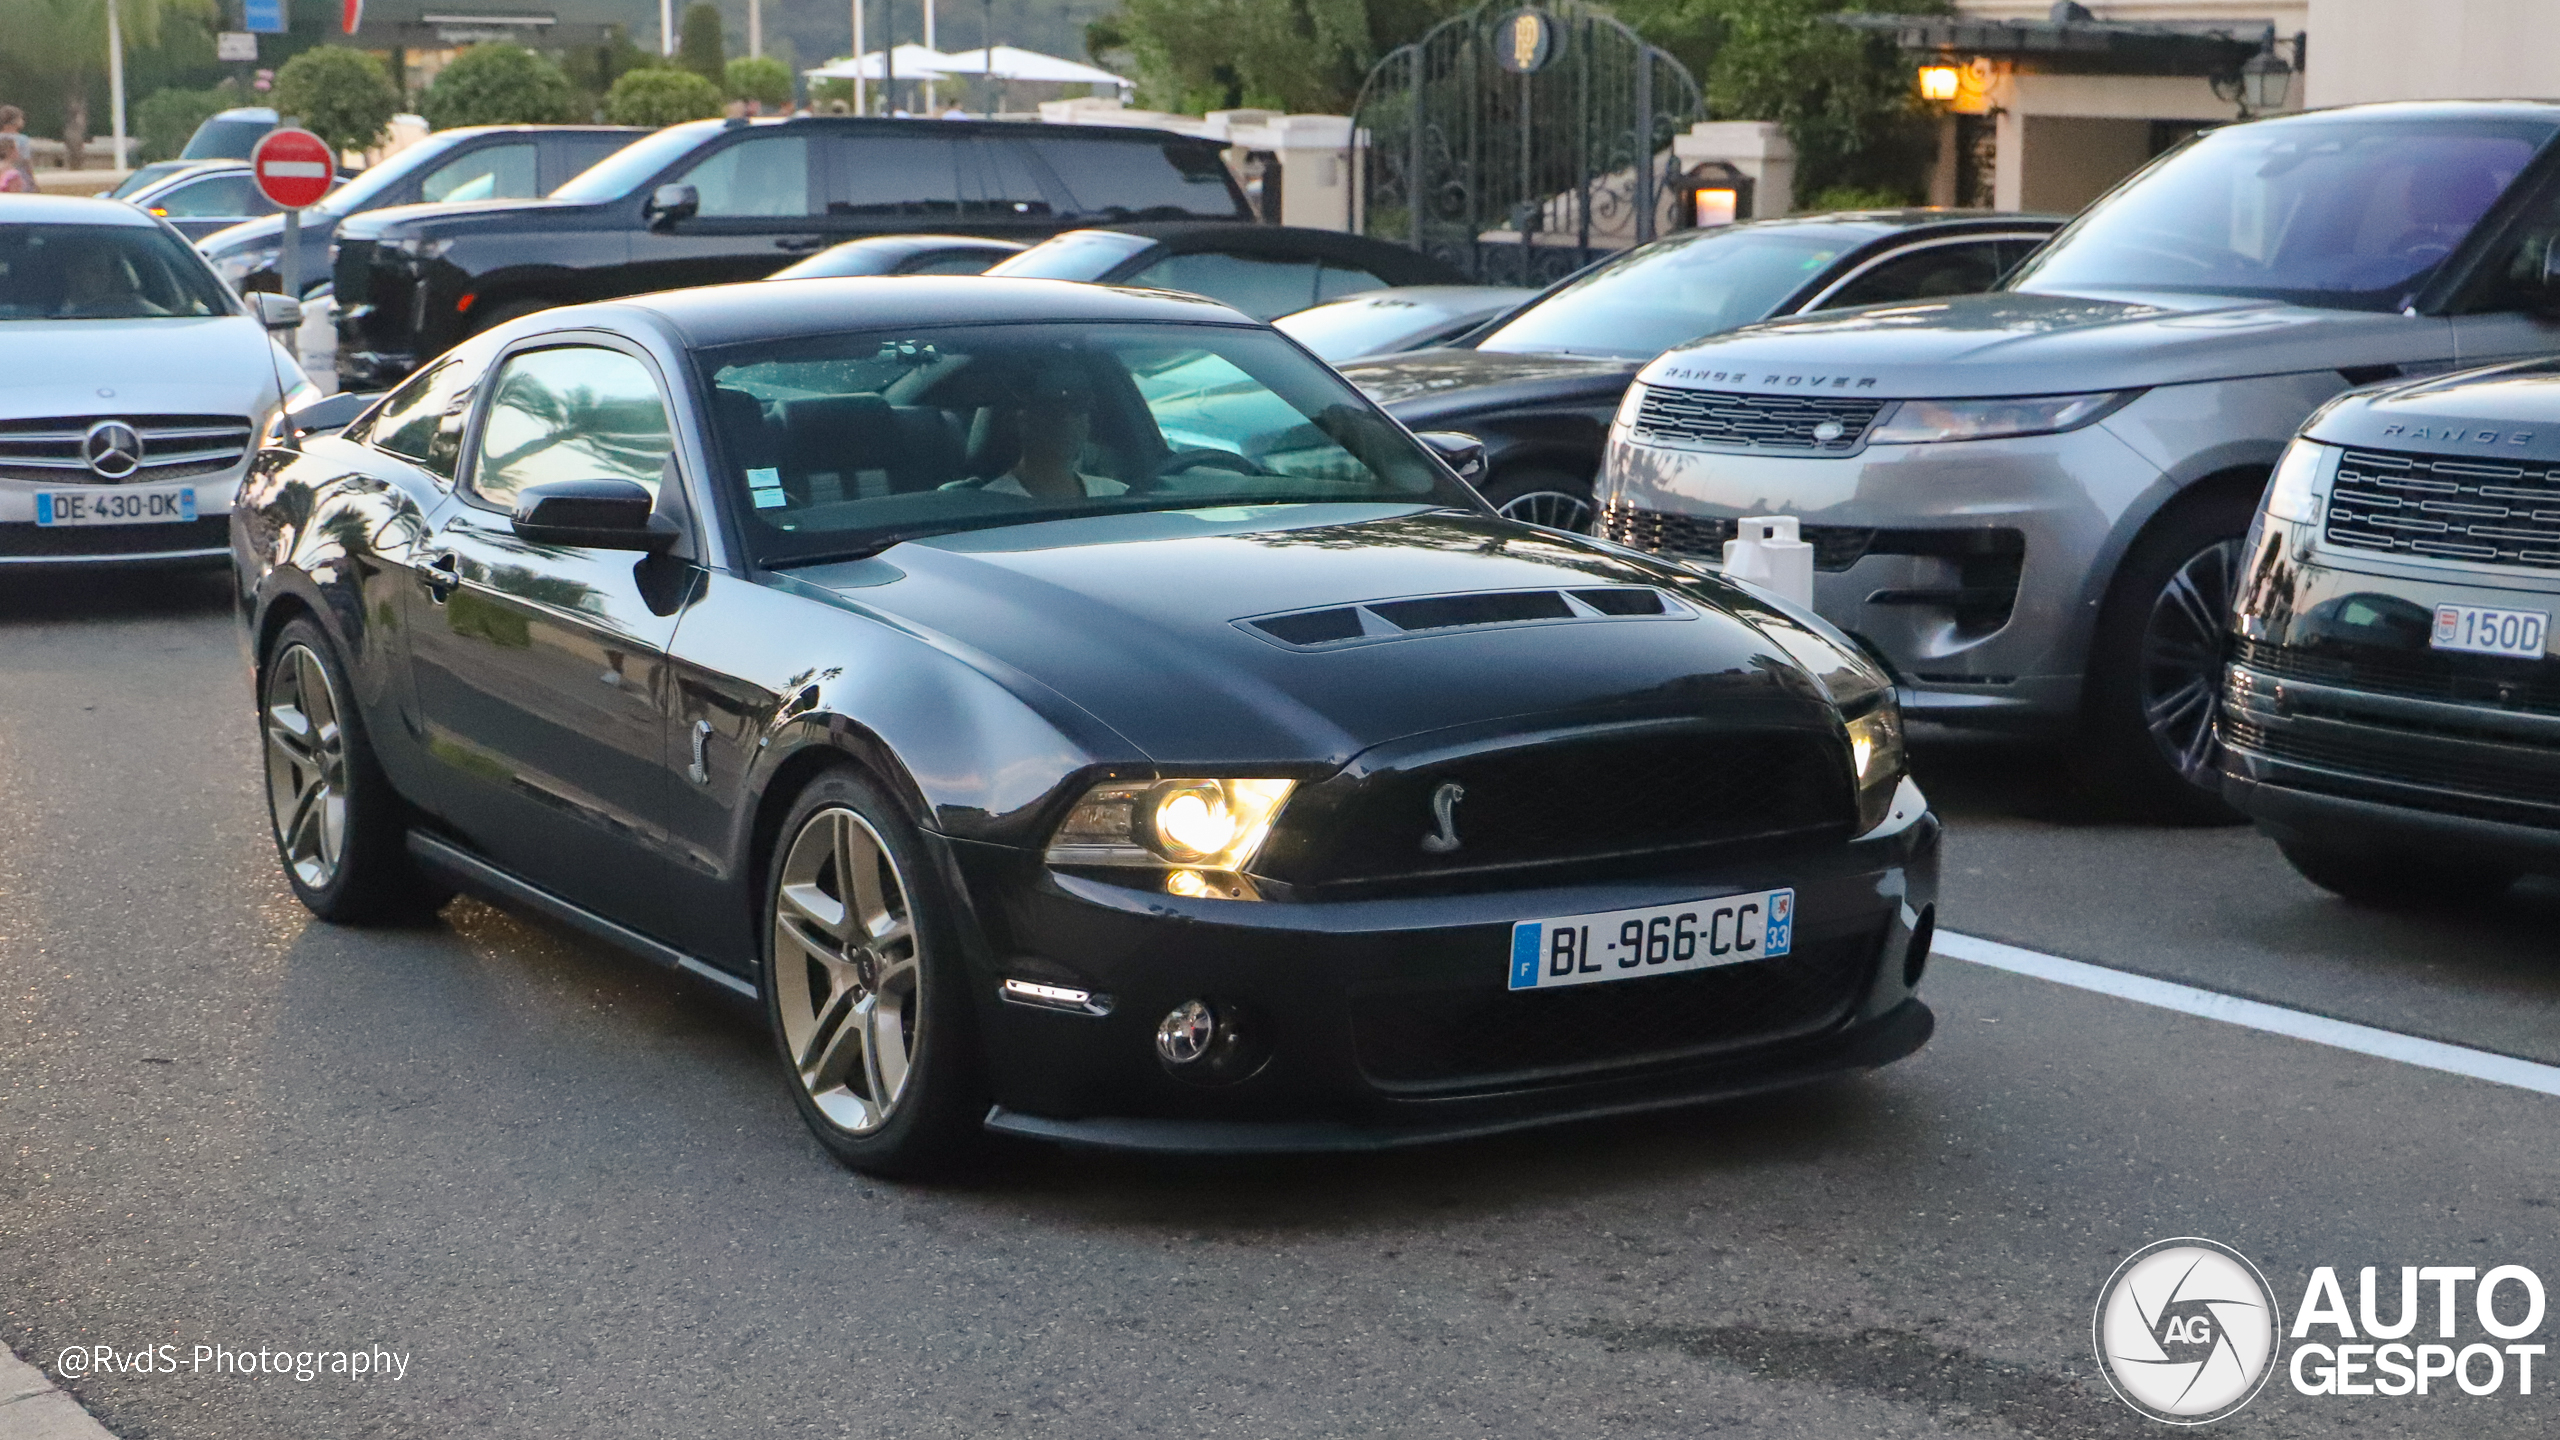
left=231, top=277, right=1940, bottom=1174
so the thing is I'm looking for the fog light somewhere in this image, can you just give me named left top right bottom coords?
left=1903, top=905, right=1936, bottom=989
left=1156, top=1000, right=1217, bottom=1065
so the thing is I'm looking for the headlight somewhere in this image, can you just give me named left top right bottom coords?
left=389, top=236, right=454, bottom=261
left=1866, top=390, right=2138, bottom=445
left=2262, top=437, right=2329, bottom=524
left=1046, top=778, right=1296, bottom=871
left=1845, top=697, right=1906, bottom=835
left=1613, top=381, right=1648, bottom=428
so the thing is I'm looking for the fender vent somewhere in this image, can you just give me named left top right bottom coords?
left=1242, top=587, right=1684, bottom=651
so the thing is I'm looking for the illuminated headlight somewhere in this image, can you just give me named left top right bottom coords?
left=1866, top=390, right=2138, bottom=445
left=2262, top=437, right=2330, bottom=524
left=1845, top=698, right=1906, bottom=834
left=1046, top=778, right=1295, bottom=870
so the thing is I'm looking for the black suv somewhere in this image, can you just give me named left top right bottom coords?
left=334, top=115, right=1253, bottom=388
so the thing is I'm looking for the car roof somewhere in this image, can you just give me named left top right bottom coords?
left=0, top=195, right=165, bottom=227
left=818, top=233, right=1027, bottom=256
left=759, top=114, right=1227, bottom=150
left=590, top=275, right=1260, bottom=349
left=2269, top=99, right=2560, bottom=125
left=1713, top=209, right=2065, bottom=244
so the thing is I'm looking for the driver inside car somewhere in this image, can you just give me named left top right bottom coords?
left=947, top=364, right=1131, bottom=501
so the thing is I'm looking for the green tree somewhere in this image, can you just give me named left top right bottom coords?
left=677, top=2, right=726, bottom=87
left=724, top=55, right=792, bottom=111
left=16, top=0, right=180, bottom=169
left=1095, top=0, right=1458, bottom=115
left=134, top=79, right=236, bottom=162
left=606, top=67, right=723, bottom=126
left=421, top=43, right=579, bottom=128
left=560, top=26, right=657, bottom=122
left=272, top=45, right=399, bottom=156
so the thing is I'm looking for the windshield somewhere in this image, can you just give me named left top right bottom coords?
left=1276, top=290, right=1521, bottom=361
left=985, top=230, right=1156, bottom=281
left=180, top=112, right=273, bottom=160
left=0, top=225, right=232, bottom=320
left=700, top=321, right=1468, bottom=565
left=550, top=123, right=718, bottom=203
left=2011, top=118, right=2557, bottom=309
left=312, top=131, right=468, bottom=217
left=1474, top=227, right=1852, bottom=357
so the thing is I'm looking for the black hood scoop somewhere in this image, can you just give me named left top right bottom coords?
left=1241, top=587, right=1691, bottom=651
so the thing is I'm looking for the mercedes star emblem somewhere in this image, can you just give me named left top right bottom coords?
left=82, top=420, right=144, bottom=480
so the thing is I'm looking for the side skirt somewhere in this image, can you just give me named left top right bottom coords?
left=406, top=830, right=760, bottom=1001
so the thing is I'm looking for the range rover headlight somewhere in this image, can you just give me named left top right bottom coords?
left=1046, top=778, right=1296, bottom=870
left=1866, top=390, right=2139, bottom=445
left=2263, top=437, right=2329, bottom=524
left=1844, top=696, right=1906, bottom=835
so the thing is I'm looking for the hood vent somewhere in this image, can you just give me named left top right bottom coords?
left=1243, top=587, right=1687, bottom=651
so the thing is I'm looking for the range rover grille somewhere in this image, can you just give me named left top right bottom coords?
left=1630, top=387, right=1885, bottom=453
left=2323, top=446, right=2560, bottom=571
left=0, top=415, right=253, bottom=484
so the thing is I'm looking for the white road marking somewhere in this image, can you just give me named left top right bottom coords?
left=1935, top=929, right=2560, bottom=1100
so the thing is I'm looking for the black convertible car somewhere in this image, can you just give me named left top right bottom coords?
left=232, top=278, right=1939, bottom=1173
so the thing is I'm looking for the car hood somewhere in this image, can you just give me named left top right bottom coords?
left=1637, top=289, right=2459, bottom=399
left=2307, top=357, right=2560, bottom=462
left=0, top=317, right=284, bottom=420
left=1340, top=348, right=1642, bottom=420
left=794, top=505, right=1844, bottom=767
left=340, top=197, right=583, bottom=239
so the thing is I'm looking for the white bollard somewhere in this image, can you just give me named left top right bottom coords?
left=1721, top=515, right=1815, bottom=609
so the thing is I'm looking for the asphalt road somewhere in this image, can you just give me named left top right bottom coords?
left=6, top=570, right=2559, bottom=1439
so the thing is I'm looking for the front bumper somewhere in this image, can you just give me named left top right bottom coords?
left=0, top=472, right=243, bottom=568
left=1598, top=422, right=2171, bottom=731
left=953, top=802, right=1940, bottom=1153
left=2219, top=511, right=2560, bottom=874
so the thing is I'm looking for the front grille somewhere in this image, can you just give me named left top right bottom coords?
left=1599, top=504, right=1877, bottom=571
left=0, top=415, right=251, bottom=484
left=2324, top=446, right=2560, bottom=570
left=1630, top=387, right=1885, bottom=453
left=0, top=516, right=229, bottom=558
left=2223, top=711, right=2560, bottom=820
left=2233, top=638, right=2560, bottom=717
left=1268, top=728, right=1854, bottom=887
left=1350, top=927, right=1880, bottom=1090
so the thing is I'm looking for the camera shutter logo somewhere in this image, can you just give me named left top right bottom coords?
left=2094, top=1237, right=2282, bottom=1424
left=83, top=420, right=143, bottom=480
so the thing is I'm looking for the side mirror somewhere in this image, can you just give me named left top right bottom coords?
left=252, top=292, right=304, bottom=331
left=645, top=183, right=699, bottom=231
left=1416, top=430, right=1487, bottom=482
left=510, top=478, right=679, bottom=552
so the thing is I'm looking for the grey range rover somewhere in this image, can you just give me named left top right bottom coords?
left=1595, top=101, right=2560, bottom=816
left=2223, top=360, right=2560, bottom=901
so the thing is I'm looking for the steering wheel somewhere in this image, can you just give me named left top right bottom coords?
left=1137, top=447, right=1272, bottom=489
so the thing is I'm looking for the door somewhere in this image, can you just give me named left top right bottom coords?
left=407, top=340, right=699, bottom=933
left=623, top=132, right=825, bottom=294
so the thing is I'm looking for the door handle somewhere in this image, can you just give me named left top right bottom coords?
left=774, top=236, right=827, bottom=253
left=421, top=550, right=462, bottom=602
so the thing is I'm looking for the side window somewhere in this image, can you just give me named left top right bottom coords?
left=551, top=135, right=635, bottom=190
left=1026, top=136, right=1246, bottom=220
left=958, top=139, right=1054, bottom=219
left=901, top=248, right=1009, bottom=276
left=1127, top=250, right=1322, bottom=320
left=356, top=356, right=479, bottom=483
left=678, top=136, right=814, bottom=218
left=1812, top=241, right=2007, bottom=310
left=1315, top=262, right=1388, bottom=304
left=154, top=172, right=265, bottom=217
left=420, top=144, right=538, bottom=204
left=830, top=135, right=961, bottom=218
left=471, top=347, right=674, bottom=511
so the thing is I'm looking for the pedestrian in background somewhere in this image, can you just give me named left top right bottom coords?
left=0, top=138, right=31, bottom=194
left=0, top=107, right=35, bottom=190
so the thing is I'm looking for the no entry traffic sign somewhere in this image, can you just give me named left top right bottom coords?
left=250, top=128, right=333, bottom=210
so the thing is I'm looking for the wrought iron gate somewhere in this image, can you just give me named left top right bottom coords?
left=1354, top=1, right=1706, bottom=286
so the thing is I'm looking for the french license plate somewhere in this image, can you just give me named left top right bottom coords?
left=2431, top=602, right=2548, bottom=659
left=35, top=489, right=196, bottom=527
left=1509, top=888, right=1794, bottom=991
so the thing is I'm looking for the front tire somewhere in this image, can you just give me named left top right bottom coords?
left=2075, top=490, right=2255, bottom=822
left=1482, top=465, right=1595, bottom=533
left=763, top=769, right=984, bottom=1177
left=2276, top=840, right=2517, bottom=908
left=259, top=617, right=449, bottom=922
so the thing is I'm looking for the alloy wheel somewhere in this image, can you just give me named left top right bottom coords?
left=262, top=642, right=350, bottom=892
left=2139, top=537, right=2242, bottom=787
left=773, top=807, right=922, bottom=1135
left=1495, top=489, right=1595, bottom=532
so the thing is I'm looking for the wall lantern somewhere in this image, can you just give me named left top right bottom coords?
left=1674, top=161, right=1752, bottom=230
left=2240, top=43, right=2294, bottom=111
left=1918, top=65, right=1960, bottom=102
